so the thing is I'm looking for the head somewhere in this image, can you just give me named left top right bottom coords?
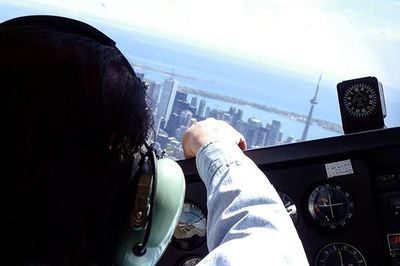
left=1, top=16, right=184, bottom=265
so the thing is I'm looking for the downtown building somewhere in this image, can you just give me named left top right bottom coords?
left=157, top=77, right=178, bottom=127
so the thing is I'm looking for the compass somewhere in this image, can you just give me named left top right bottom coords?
left=337, top=76, right=386, bottom=134
left=343, top=83, right=377, bottom=118
left=307, top=182, right=356, bottom=232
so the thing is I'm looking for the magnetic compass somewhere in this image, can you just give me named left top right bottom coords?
left=337, top=76, right=386, bottom=134
left=343, top=83, right=377, bottom=118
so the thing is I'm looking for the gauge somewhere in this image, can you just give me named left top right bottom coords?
left=307, top=182, right=355, bottom=231
left=315, top=242, right=367, bottom=266
left=277, top=190, right=298, bottom=225
left=343, top=83, right=378, bottom=118
left=179, top=256, right=203, bottom=266
left=173, top=202, right=207, bottom=250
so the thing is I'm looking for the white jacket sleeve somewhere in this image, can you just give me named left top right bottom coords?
left=195, top=141, right=309, bottom=266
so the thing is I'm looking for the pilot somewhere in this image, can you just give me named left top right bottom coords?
left=1, top=15, right=308, bottom=265
left=1, top=15, right=185, bottom=266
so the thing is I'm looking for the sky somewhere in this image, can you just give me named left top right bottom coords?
left=1, top=0, right=400, bottom=87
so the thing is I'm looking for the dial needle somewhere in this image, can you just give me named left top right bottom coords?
left=328, top=194, right=335, bottom=219
left=318, top=202, right=343, bottom=207
left=338, top=250, right=344, bottom=266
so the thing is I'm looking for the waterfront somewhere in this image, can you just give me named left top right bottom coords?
left=185, top=94, right=339, bottom=142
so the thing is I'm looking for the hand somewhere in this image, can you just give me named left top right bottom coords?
left=182, top=118, right=247, bottom=159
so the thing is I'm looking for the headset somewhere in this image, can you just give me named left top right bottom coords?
left=0, top=15, right=186, bottom=266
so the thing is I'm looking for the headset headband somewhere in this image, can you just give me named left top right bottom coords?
left=0, top=15, right=147, bottom=95
left=1, top=15, right=115, bottom=46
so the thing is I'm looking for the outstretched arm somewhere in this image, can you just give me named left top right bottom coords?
left=182, top=118, right=309, bottom=265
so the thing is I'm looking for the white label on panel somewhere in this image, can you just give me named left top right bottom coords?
left=325, top=159, right=354, bottom=178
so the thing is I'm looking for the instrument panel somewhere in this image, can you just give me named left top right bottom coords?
left=158, top=126, right=400, bottom=266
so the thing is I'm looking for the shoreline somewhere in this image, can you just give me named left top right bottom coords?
left=179, top=86, right=343, bottom=134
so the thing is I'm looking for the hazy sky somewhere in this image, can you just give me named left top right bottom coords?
left=2, top=0, right=400, bottom=86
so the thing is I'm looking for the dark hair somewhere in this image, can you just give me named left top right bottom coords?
left=1, top=25, right=151, bottom=265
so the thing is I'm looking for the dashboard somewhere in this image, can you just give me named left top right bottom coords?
left=158, top=126, right=400, bottom=266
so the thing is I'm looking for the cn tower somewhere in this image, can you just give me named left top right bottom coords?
left=301, top=71, right=323, bottom=141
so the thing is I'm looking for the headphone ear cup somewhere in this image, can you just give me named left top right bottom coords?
left=115, top=158, right=185, bottom=266
left=147, top=158, right=186, bottom=247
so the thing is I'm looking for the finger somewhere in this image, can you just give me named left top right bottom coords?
left=181, top=133, right=192, bottom=159
left=238, top=134, right=247, bottom=150
left=183, top=149, right=192, bottom=159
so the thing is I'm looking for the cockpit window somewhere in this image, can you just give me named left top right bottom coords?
left=2, top=1, right=399, bottom=160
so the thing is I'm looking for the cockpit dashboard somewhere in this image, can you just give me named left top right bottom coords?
left=159, top=126, right=400, bottom=266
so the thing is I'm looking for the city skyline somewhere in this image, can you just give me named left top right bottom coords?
left=145, top=74, right=307, bottom=160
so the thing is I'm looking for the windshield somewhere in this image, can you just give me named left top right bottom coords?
left=2, top=0, right=399, bottom=160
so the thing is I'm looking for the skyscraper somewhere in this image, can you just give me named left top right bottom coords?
left=147, top=82, right=162, bottom=117
left=165, top=112, right=180, bottom=136
left=265, top=120, right=281, bottom=146
left=232, top=109, right=243, bottom=126
left=205, top=107, right=211, bottom=118
left=178, top=110, right=193, bottom=128
left=147, top=81, right=162, bottom=107
left=197, top=99, right=206, bottom=118
left=222, top=113, right=232, bottom=123
left=175, top=91, right=188, bottom=103
left=153, top=113, right=162, bottom=136
left=190, top=96, right=198, bottom=108
left=247, top=117, right=262, bottom=148
left=255, top=127, right=269, bottom=148
left=171, top=91, right=190, bottom=116
left=157, top=77, right=178, bottom=124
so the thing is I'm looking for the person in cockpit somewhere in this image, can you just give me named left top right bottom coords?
left=1, top=15, right=177, bottom=265
left=1, top=15, right=307, bottom=265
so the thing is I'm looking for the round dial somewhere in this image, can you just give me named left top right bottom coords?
left=180, top=256, right=203, bottom=266
left=277, top=190, right=298, bottom=225
left=315, top=243, right=367, bottom=266
left=307, top=183, right=355, bottom=231
left=173, top=202, right=206, bottom=250
left=343, top=83, right=377, bottom=117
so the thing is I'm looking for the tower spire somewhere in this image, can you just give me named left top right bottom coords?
left=301, top=71, right=323, bottom=141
